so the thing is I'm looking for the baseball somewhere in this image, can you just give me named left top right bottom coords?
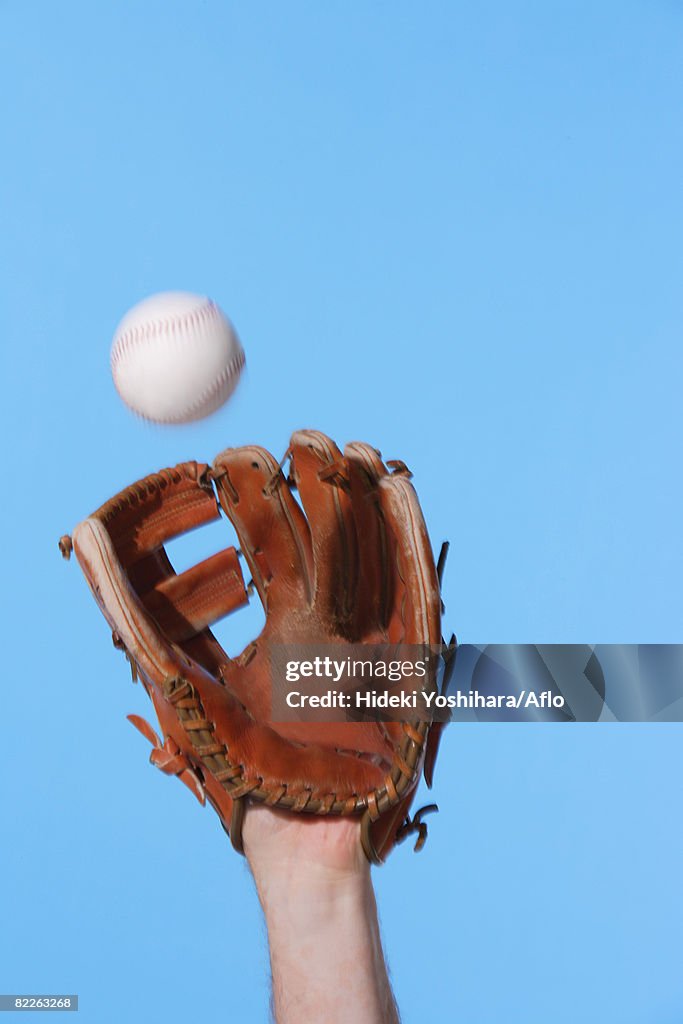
left=110, top=291, right=245, bottom=424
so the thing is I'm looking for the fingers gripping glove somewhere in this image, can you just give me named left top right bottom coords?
left=60, top=430, right=451, bottom=864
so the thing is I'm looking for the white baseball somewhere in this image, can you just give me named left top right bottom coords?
left=110, top=291, right=245, bottom=424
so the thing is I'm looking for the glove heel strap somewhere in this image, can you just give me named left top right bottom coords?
left=229, top=797, right=246, bottom=855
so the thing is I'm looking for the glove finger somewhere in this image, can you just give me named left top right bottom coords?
left=378, top=474, right=441, bottom=645
left=289, top=430, right=358, bottom=626
left=344, top=442, right=392, bottom=637
left=212, top=444, right=314, bottom=613
left=97, top=462, right=219, bottom=564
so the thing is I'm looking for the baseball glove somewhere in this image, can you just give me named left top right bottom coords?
left=60, top=429, right=455, bottom=863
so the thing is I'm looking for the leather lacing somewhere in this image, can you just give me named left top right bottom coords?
left=125, top=668, right=431, bottom=822
left=396, top=803, right=439, bottom=852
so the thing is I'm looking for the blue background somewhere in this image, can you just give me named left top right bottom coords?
left=2, top=2, right=682, bottom=1021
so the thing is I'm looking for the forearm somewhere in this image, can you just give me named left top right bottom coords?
left=252, top=865, right=400, bottom=1024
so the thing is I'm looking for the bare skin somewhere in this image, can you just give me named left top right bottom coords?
left=243, top=805, right=400, bottom=1024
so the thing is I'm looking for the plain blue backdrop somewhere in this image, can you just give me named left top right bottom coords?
left=2, top=2, right=682, bottom=1021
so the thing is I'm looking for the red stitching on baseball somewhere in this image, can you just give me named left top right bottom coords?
left=110, top=299, right=244, bottom=422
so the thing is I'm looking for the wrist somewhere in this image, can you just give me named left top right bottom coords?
left=242, top=804, right=368, bottom=890
left=249, top=849, right=371, bottom=918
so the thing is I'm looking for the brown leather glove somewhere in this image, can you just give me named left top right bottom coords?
left=60, top=429, right=453, bottom=863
